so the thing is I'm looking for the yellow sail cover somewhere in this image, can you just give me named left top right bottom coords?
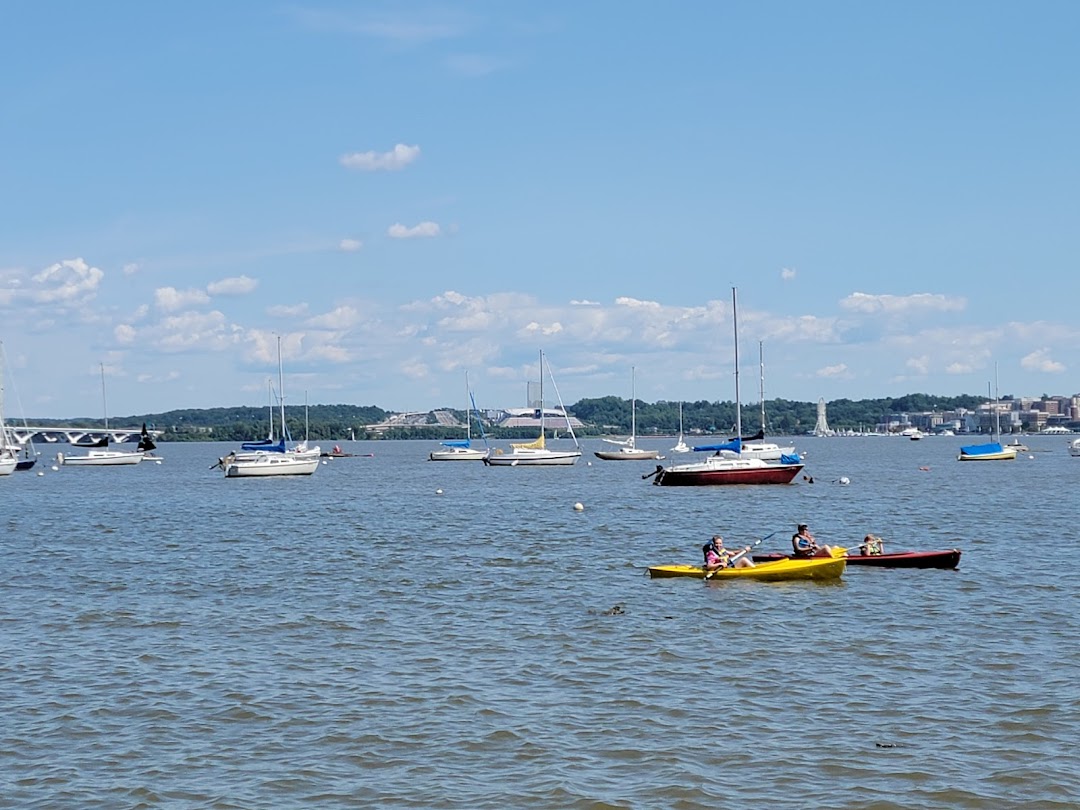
left=511, top=433, right=546, bottom=450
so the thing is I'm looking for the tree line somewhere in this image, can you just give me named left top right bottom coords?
left=28, top=393, right=993, bottom=442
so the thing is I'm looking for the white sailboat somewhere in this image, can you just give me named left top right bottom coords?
left=219, top=337, right=321, bottom=477
left=430, top=371, right=489, bottom=461
left=484, top=350, right=582, bottom=466
left=58, top=365, right=145, bottom=467
left=958, top=372, right=1016, bottom=462
left=594, top=366, right=660, bottom=460
left=671, top=402, right=691, bottom=454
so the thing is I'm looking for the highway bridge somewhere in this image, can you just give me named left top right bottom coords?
left=5, top=426, right=164, bottom=446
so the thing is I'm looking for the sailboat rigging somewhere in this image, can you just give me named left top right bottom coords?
left=430, top=371, right=490, bottom=461
left=57, top=364, right=147, bottom=466
left=594, top=366, right=660, bottom=460
left=484, top=350, right=582, bottom=466
left=649, top=288, right=803, bottom=486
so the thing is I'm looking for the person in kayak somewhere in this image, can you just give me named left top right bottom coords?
left=703, top=536, right=755, bottom=571
left=859, top=534, right=884, bottom=556
left=791, top=524, right=834, bottom=557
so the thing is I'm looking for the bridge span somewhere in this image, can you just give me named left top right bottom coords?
left=6, top=426, right=165, bottom=446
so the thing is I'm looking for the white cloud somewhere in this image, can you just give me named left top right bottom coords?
left=307, top=305, right=361, bottom=330
left=615, top=296, right=661, bottom=310
left=388, top=221, right=441, bottom=239
left=114, top=324, right=136, bottom=344
left=340, top=238, right=363, bottom=252
left=816, top=363, right=850, bottom=378
left=207, top=275, right=258, bottom=296
left=155, top=286, right=211, bottom=312
left=945, top=362, right=977, bottom=374
left=839, top=292, right=966, bottom=314
left=570, top=299, right=601, bottom=306
left=123, top=263, right=140, bottom=275
left=521, top=321, right=564, bottom=337
left=781, top=267, right=796, bottom=281
left=1020, top=348, right=1065, bottom=373
left=267, top=303, right=309, bottom=318
left=340, top=143, right=421, bottom=171
left=155, top=310, right=231, bottom=350
left=31, top=258, right=104, bottom=304
left=906, top=356, right=930, bottom=375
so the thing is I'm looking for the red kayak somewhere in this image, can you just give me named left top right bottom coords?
left=753, top=549, right=961, bottom=569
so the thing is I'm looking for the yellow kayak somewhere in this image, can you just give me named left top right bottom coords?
left=647, top=555, right=846, bottom=581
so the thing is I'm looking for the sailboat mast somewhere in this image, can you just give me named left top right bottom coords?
left=277, top=336, right=286, bottom=442
left=539, top=350, right=545, bottom=439
left=465, top=370, right=472, bottom=442
left=759, top=341, right=765, bottom=433
left=732, top=287, right=742, bottom=440
left=631, top=365, right=636, bottom=445
left=100, top=363, right=108, bottom=430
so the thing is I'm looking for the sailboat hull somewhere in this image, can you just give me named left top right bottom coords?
left=594, top=448, right=660, bottom=460
left=653, top=457, right=803, bottom=486
left=484, top=449, right=581, bottom=466
left=430, top=446, right=489, bottom=461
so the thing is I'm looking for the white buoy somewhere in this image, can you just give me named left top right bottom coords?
left=839, top=476, right=850, bottom=485
left=1028, top=455, right=1034, bottom=459
left=37, top=471, right=45, bottom=476
left=436, top=488, right=443, bottom=495
left=573, top=502, right=584, bottom=511
left=587, top=461, right=592, bottom=466
left=51, top=465, right=59, bottom=471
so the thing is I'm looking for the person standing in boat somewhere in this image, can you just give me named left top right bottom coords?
left=791, top=524, right=833, bottom=557
left=859, top=534, right=884, bottom=556
left=703, top=536, right=755, bottom=571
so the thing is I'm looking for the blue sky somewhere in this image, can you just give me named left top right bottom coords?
left=2, top=2, right=1079, bottom=418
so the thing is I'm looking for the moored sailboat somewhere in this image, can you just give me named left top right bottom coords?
left=59, top=364, right=145, bottom=467
left=430, top=372, right=489, bottom=461
left=484, top=350, right=581, bottom=466
left=958, top=375, right=1016, bottom=462
left=650, top=289, right=803, bottom=486
left=594, top=366, right=660, bottom=461
left=218, top=337, right=321, bottom=477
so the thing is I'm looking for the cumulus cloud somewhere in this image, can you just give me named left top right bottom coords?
left=388, top=221, right=441, bottom=239
left=155, top=310, right=230, bottom=350
left=840, top=292, right=966, bottom=314
left=945, top=362, right=977, bottom=374
left=340, top=238, right=363, bottom=252
left=570, top=299, right=601, bottom=306
left=1021, top=348, right=1065, bottom=373
left=155, top=286, right=211, bottom=312
left=615, top=296, right=661, bottom=310
left=906, top=356, right=930, bottom=375
left=114, top=324, right=136, bottom=344
left=31, top=258, right=104, bottom=304
left=521, top=321, right=564, bottom=337
left=816, top=363, right=850, bottom=378
left=207, top=275, right=258, bottom=296
left=307, top=305, right=362, bottom=330
left=267, top=303, right=309, bottom=318
left=340, top=143, right=421, bottom=171
left=781, top=267, right=796, bottom=281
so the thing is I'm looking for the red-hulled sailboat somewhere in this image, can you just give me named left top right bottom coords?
left=649, top=287, right=802, bottom=487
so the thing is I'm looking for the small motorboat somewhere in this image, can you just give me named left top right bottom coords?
left=753, top=548, right=961, bottom=569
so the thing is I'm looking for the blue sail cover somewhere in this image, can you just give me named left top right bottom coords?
left=959, top=442, right=1005, bottom=456
left=241, top=438, right=286, bottom=453
left=692, top=437, right=741, bottom=453
left=780, top=453, right=802, bottom=464
left=440, top=439, right=472, bottom=448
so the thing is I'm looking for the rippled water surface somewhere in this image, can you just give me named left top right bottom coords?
left=2, top=436, right=1078, bottom=808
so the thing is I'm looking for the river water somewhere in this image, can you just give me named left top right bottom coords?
left=2, top=435, right=1077, bottom=809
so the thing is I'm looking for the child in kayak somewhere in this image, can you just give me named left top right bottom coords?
left=859, top=534, right=884, bottom=556
left=791, top=524, right=834, bottom=557
left=703, top=536, right=755, bottom=571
